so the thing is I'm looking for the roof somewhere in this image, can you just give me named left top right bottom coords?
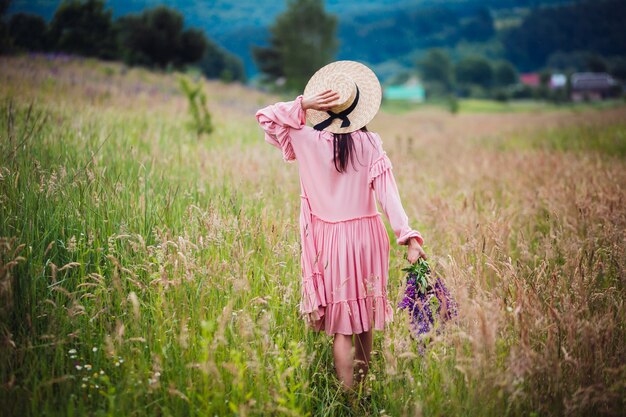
left=520, top=73, right=540, bottom=87
left=571, top=72, right=617, bottom=91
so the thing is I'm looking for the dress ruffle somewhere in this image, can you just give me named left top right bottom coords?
left=313, top=295, right=394, bottom=335
left=368, top=153, right=393, bottom=187
left=309, top=213, right=394, bottom=335
left=299, top=271, right=326, bottom=325
left=299, top=192, right=327, bottom=327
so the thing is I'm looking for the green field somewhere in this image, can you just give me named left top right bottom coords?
left=381, top=97, right=626, bottom=115
left=1, top=56, right=625, bottom=416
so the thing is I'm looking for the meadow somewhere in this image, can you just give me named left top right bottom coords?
left=1, top=55, right=625, bottom=417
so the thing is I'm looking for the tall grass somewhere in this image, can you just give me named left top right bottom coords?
left=1, top=55, right=625, bottom=416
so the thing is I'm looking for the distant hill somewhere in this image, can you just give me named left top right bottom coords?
left=9, top=0, right=580, bottom=78
left=503, top=0, right=626, bottom=71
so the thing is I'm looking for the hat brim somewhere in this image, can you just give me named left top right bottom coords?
left=303, top=61, right=381, bottom=134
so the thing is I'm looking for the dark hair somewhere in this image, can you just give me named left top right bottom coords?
left=332, top=126, right=374, bottom=173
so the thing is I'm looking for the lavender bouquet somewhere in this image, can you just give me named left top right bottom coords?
left=398, top=258, right=458, bottom=351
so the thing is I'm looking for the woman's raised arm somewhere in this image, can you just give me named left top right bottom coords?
left=255, top=90, right=339, bottom=162
left=255, top=96, right=306, bottom=162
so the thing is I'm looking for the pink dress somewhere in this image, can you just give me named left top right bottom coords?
left=256, top=95, right=424, bottom=336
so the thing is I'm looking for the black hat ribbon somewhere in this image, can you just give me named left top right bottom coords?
left=313, top=85, right=360, bottom=131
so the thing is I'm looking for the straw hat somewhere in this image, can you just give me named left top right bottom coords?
left=303, top=60, right=382, bottom=134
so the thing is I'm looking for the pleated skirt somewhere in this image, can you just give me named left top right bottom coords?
left=310, top=213, right=394, bottom=335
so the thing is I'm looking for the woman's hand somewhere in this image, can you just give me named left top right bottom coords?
left=301, top=90, right=340, bottom=111
left=407, top=238, right=427, bottom=264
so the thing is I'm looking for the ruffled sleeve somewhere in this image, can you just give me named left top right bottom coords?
left=255, top=95, right=306, bottom=162
left=369, top=136, right=424, bottom=246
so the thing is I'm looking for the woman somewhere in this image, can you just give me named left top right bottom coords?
left=255, top=61, right=427, bottom=392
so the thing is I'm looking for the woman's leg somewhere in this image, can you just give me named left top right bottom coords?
left=354, top=329, right=373, bottom=386
left=333, top=333, right=354, bottom=389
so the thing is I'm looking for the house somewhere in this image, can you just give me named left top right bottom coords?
left=550, top=73, right=567, bottom=89
left=520, top=73, right=540, bottom=87
left=570, top=72, right=618, bottom=101
left=383, top=77, right=425, bottom=103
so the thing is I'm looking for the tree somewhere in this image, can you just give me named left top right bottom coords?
left=197, top=39, right=246, bottom=82
left=252, top=44, right=283, bottom=81
left=0, top=0, right=9, bottom=15
left=0, top=0, right=13, bottom=53
left=253, top=0, right=337, bottom=91
left=180, top=29, right=208, bottom=64
left=493, top=61, right=517, bottom=87
left=115, top=6, right=244, bottom=81
left=418, top=48, right=453, bottom=92
left=9, top=13, right=48, bottom=51
left=586, top=54, right=607, bottom=73
left=115, top=6, right=208, bottom=68
left=609, top=57, right=626, bottom=82
left=455, top=56, right=493, bottom=88
left=116, top=7, right=185, bottom=68
left=218, top=54, right=246, bottom=82
left=547, top=50, right=591, bottom=72
left=48, top=0, right=116, bottom=59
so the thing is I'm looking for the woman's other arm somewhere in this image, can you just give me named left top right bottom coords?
left=370, top=144, right=427, bottom=263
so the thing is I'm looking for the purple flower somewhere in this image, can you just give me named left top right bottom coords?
left=398, top=259, right=458, bottom=353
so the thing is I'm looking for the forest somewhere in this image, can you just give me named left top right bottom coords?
left=5, top=0, right=626, bottom=81
left=1, top=0, right=246, bottom=82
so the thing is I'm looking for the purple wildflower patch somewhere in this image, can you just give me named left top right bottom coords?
left=398, top=259, right=458, bottom=353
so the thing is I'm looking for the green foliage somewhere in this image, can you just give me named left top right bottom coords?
left=586, top=54, right=608, bottom=73
left=0, top=1, right=9, bottom=54
left=112, top=5, right=245, bottom=81
left=420, top=51, right=519, bottom=104
left=1, top=1, right=245, bottom=82
left=418, top=49, right=454, bottom=94
left=48, top=0, right=117, bottom=59
left=447, top=94, right=459, bottom=114
left=253, top=0, right=338, bottom=92
left=401, top=258, right=432, bottom=294
left=8, top=13, right=47, bottom=51
left=504, top=0, right=626, bottom=71
left=115, top=6, right=199, bottom=68
left=499, top=122, right=626, bottom=158
left=493, top=60, right=517, bottom=87
left=455, top=56, right=493, bottom=89
left=547, top=50, right=592, bottom=73
left=197, top=40, right=246, bottom=83
left=609, top=57, right=626, bottom=82
left=491, top=88, right=509, bottom=102
left=0, top=0, right=10, bottom=16
left=178, top=75, right=214, bottom=137
left=340, top=6, right=460, bottom=64
left=179, top=28, right=210, bottom=64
